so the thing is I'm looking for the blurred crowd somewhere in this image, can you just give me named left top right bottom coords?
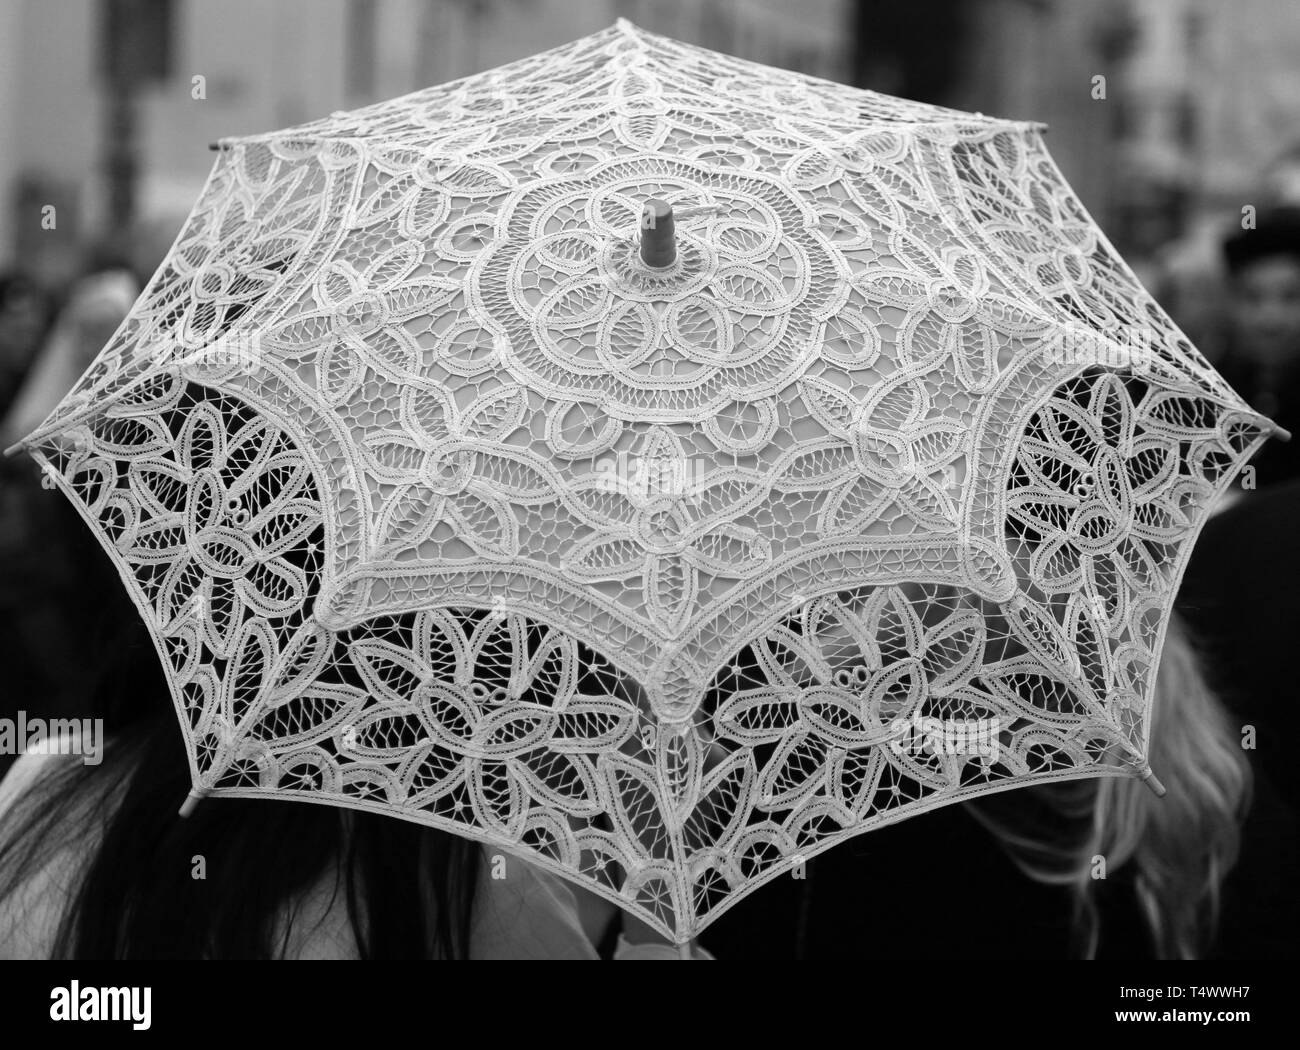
left=1146, top=144, right=1300, bottom=485
left=0, top=235, right=157, bottom=773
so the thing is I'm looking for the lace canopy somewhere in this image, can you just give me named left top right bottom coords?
left=13, top=20, right=1283, bottom=943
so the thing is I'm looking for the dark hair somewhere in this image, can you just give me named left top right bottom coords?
left=0, top=622, right=481, bottom=959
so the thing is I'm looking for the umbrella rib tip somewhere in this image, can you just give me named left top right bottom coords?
left=178, top=787, right=209, bottom=818
left=1139, top=767, right=1167, bottom=798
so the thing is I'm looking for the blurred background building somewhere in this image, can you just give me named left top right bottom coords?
left=2, top=0, right=1300, bottom=291
left=0, top=0, right=857, bottom=288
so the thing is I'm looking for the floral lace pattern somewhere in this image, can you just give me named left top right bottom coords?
left=20, top=21, right=1280, bottom=942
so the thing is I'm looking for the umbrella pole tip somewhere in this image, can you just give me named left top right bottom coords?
left=1274, top=425, right=1293, bottom=443
left=178, top=788, right=208, bottom=818
left=639, top=199, right=676, bottom=268
left=1139, top=767, right=1166, bottom=798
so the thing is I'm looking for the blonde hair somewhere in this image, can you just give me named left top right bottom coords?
left=969, top=613, right=1251, bottom=958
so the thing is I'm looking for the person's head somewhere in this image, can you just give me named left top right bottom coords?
left=968, top=611, right=1250, bottom=958
left=0, top=618, right=481, bottom=959
left=1222, top=208, right=1300, bottom=372
left=1257, top=141, right=1300, bottom=209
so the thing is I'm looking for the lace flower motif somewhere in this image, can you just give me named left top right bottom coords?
left=855, top=242, right=1048, bottom=393
left=267, top=242, right=458, bottom=402
left=995, top=180, right=1120, bottom=329
left=175, top=186, right=318, bottom=346
left=776, top=376, right=967, bottom=535
left=562, top=427, right=771, bottom=638
left=344, top=612, right=637, bottom=835
left=358, top=383, right=554, bottom=561
left=1007, top=373, right=1186, bottom=598
left=715, top=590, right=989, bottom=814
left=122, top=404, right=319, bottom=655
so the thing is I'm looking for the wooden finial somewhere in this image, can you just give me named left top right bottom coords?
left=639, top=198, right=676, bottom=268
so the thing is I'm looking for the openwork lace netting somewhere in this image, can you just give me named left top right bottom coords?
left=18, top=21, right=1280, bottom=941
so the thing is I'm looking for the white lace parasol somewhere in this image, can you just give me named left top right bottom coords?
left=9, top=20, right=1285, bottom=945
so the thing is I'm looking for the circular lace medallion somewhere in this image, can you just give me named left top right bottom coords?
left=472, top=156, right=844, bottom=422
